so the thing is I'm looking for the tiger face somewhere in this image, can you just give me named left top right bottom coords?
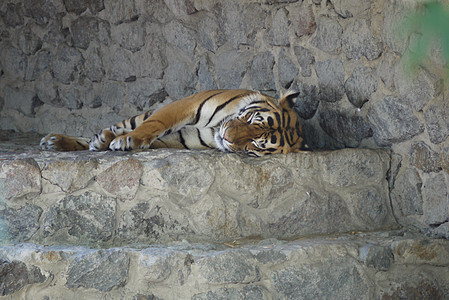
left=214, top=92, right=304, bottom=157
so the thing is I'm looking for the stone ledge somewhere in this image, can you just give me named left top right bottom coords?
left=0, top=232, right=448, bottom=299
left=1, top=148, right=397, bottom=247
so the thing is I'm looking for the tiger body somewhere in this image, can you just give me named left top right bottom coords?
left=40, top=89, right=304, bottom=157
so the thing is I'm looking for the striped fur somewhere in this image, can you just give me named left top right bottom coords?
left=40, top=89, right=304, bottom=156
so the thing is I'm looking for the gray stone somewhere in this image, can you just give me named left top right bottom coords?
left=342, top=19, right=382, bottom=60
left=41, top=159, right=98, bottom=193
left=292, top=4, right=316, bottom=37
left=137, top=23, right=167, bottom=80
left=103, top=0, right=138, bottom=25
left=1, top=204, right=43, bottom=242
left=17, top=26, right=42, bottom=55
left=214, top=2, right=267, bottom=48
left=382, top=0, right=414, bottom=54
left=96, top=159, right=143, bottom=201
left=163, top=0, right=197, bottom=16
left=163, top=48, right=197, bottom=99
left=277, top=49, right=298, bottom=89
left=197, top=250, right=260, bottom=284
left=315, top=59, right=345, bottom=102
left=359, top=244, right=393, bottom=271
left=330, top=0, right=372, bottom=18
left=345, top=66, right=378, bottom=108
left=318, top=109, right=373, bottom=147
left=57, top=85, right=84, bottom=109
left=250, top=51, right=276, bottom=91
left=24, top=0, right=56, bottom=25
left=163, top=20, right=196, bottom=57
left=43, top=192, right=116, bottom=245
left=198, top=56, right=218, bottom=90
left=294, top=46, right=315, bottom=77
left=71, top=16, right=111, bottom=50
left=380, top=278, right=444, bottom=300
left=35, top=72, right=59, bottom=106
left=214, top=48, right=252, bottom=89
left=0, top=44, right=27, bottom=80
left=112, top=21, right=145, bottom=52
left=1, top=3, right=24, bottom=27
left=198, top=14, right=221, bottom=53
left=424, top=97, right=449, bottom=144
left=192, top=286, right=266, bottom=300
left=391, top=168, right=423, bottom=217
left=267, top=8, right=290, bottom=46
left=100, top=81, right=127, bottom=111
left=25, top=50, right=52, bottom=81
left=422, top=173, right=448, bottom=226
left=66, top=249, right=129, bottom=291
left=293, top=82, right=319, bottom=119
left=409, top=142, right=442, bottom=173
left=368, top=96, right=424, bottom=146
left=108, top=47, right=136, bottom=81
left=117, top=202, right=194, bottom=244
left=311, top=17, right=342, bottom=54
left=352, top=188, right=390, bottom=225
left=272, top=260, right=368, bottom=300
left=83, top=46, right=105, bottom=82
left=377, top=51, right=399, bottom=90
left=0, top=260, right=46, bottom=296
left=63, top=0, right=104, bottom=15
left=394, top=66, right=434, bottom=112
left=0, top=159, right=41, bottom=201
left=4, top=86, right=42, bottom=116
left=129, top=79, right=168, bottom=111
left=0, top=97, right=3, bottom=113
left=50, top=45, right=84, bottom=84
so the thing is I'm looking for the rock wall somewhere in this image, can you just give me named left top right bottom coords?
left=0, top=0, right=448, bottom=237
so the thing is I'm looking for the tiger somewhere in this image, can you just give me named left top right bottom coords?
left=40, top=89, right=305, bottom=157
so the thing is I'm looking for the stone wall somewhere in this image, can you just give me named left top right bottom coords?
left=0, top=0, right=448, bottom=238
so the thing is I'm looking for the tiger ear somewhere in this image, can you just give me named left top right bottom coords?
left=279, top=91, right=300, bottom=109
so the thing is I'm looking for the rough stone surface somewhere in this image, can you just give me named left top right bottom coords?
left=250, top=51, right=276, bottom=91
left=359, top=244, right=394, bottom=271
left=311, top=17, right=342, bottom=54
left=408, top=142, right=442, bottom=173
left=368, top=96, right=424, bottom=146
left=330, top=0, right=372, bottom=18
left=293, top=82, right=319, bottom=120
left=0, top=159, right=41, bottom=200
left=315, top=59, right=345, bottom=102
left=424, top=97, right=449, bottom=144
left=278, top=48, right=298, bottom=89
left=66, top=249, right=129, bottom=291
left=0, top=260, right=46, bottom=296
left=342, top=19, right=382, bottom=60
left=294, top=45, right=315, bottom=77
left=1, top=204, right=42, bottom=242
left=345, top=66, right=378, bottom=108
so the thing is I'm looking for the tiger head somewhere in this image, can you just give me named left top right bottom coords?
left=215, top=91, right=304, bottom=157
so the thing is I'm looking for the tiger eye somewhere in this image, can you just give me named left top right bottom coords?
left=267, top=116, right=274, bottom=126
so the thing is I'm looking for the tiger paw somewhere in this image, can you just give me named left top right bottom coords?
left=109, top=135, right=146, bottom=151
left=40, top=134, right=89, bottom=151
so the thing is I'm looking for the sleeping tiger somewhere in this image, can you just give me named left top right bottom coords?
left=40, top=89, right=304, bottom=157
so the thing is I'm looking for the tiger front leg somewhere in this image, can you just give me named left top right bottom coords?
left=89, top=126, right=130, bottom=151
left=108, top=122, right=161, bottom=151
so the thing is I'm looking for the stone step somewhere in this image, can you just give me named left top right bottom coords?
left=1, top=148, right=398, bottom=247
left=1, top=232, right=448, bottom=299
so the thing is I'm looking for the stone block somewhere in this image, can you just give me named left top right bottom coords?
left=4, top=86, right=42, bottom=116
left=294, top=46, right=315, bottom=77
left=1, top=3, right=24, bottom=27
left=192, top=286, right=267, bottom=300
left=25, top=50, right=52, bottom=81
left=318, top=109, right=373, bottom=148
left=66, top=249, right=129, bottom=291
left=103, top=0, right=138, bottom=25
left=50, top=45, right=84, bottom=84
left=0, top=260, right=46, bottom=296
left=345, top=66, right=378, bottom=108
left=97, top=159, right=143, bottom=201
left=424, top=97, right=449, bottom=144
left=277, top=49, right=298, bottom=89
left=292, top=82, right=319, bottom=120
left=163, top=20, right=196, bottom=57
left=198, top=56, right=218, bottom=90
left=391, top=168, right=423, bottom=217
left=422, top=173, right=448, bottom=226
left=315, top=58, right=345, bottom=102
left=43, top=192, right=116, bottom=246
left=377, top=51, right=399, bottom=90
left=392, top=238, right=449, bottom=266
left=409, top=142, right=442, bottom=173
left=128, top=79, right=167, bottom=111
left=291, top=3, right=316, bottom=37
left=82, top=46, right=105, bottom=82
left=163, top=48, right=197, bottom=99
left=271, top=260, right=369, bottom=299
left=63, top=0, right=104, bottom=15
left=0, top=159, right=41, bottom=201
left=1, top=204, right=42, bottom=242
left=41, top=159, right=98, bottom=193
left=112, top=21, right=145, bottom=52
left=163, top=0, right=197, bottom=16
left=330, top=0, right=372, bottom=18
left=0, top=44, right=27, bottom=80
left=17, top=26, right=42, bottom=55
left=394, top=66, right=434, bottom=112
left=23, top=0, right=56, bottom=25
left=267, top=8, right=290, bottom=46
left=342, top=19, right=382, bottom=60
left=311, top=17, right=342, bottom=54
left=214, top=48, right=252, bottom=89
left=359, top=244, right=394, bottom=271
left=250, top=51, right=276, bottom=91
left=71, top=16, right=110, bottom=50
left=368, top=96, right=424, bottom=146
left=197, top=250, right=261, bottom=284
